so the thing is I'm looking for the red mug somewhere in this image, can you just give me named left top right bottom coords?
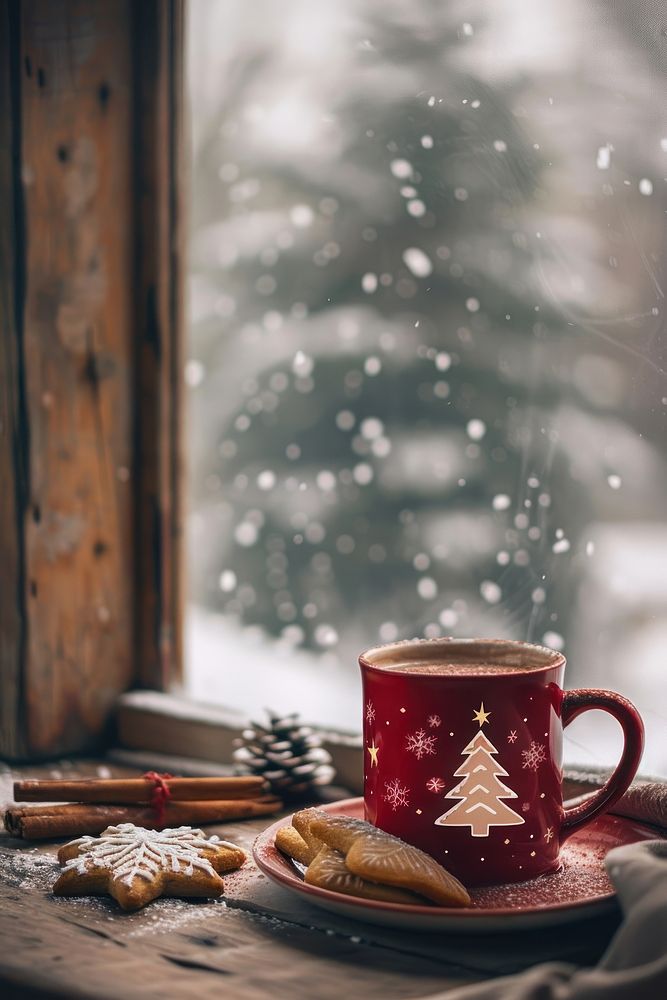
left=359, top=638, right=644, bottom=887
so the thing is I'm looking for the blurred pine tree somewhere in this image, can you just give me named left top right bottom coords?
left=186, top=1, right=660, bottom=665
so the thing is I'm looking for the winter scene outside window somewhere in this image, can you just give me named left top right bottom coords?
left=184, top=1, right=667, bottom=775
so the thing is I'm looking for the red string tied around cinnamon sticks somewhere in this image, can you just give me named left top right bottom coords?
left=142, top=771, right=173, bottom=828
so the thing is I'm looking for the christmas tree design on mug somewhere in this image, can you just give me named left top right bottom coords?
left=434, top=704, right=524, bottom=837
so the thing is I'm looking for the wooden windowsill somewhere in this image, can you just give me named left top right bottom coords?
left=115, top=690, right=364, bottom=794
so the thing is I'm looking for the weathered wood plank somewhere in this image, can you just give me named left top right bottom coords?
left=0, top=1, right=184, bottom=758
left=0, top=0, right=29, bottom=757
left=19, top=0, right=135, bottom=754
left=132, top=0, right=184, bottom=690
left=0, top=0, right=183, bottom=758
left=0, top=890, right=479, bottom=1000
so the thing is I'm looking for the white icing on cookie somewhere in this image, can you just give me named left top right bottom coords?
left=63, top=824, right=221, bottom=886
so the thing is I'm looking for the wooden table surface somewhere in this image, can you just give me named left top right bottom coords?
left=0, top=759, right=621, bottom=1000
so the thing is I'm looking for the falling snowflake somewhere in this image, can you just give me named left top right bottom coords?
left=521, top=741, right=547, bottom=771
left=544, top=827, right=554, bottom=843
left=384, top=778, right=410, bottom=810
left=426, top=777, right=445, bottom=793
left=61, top=824, right=223, bottom=885
left=365, top=701, right=376, bottom=725
left=427, top=714, right=442, bottom=729
left=507, top=730, right=518, bottom=744
left=405, top=728, right=438, bottom=759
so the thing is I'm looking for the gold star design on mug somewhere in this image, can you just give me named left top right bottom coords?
left=472, top=701, right=491, bottom=727
left=367, top=742, right=379, bottom=767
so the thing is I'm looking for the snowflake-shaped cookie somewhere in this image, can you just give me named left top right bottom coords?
left=405, top=729, right=438, bottom=759
left=53, top=824, right=245, bottom=911
left=521, top=741, right=547, bottom=771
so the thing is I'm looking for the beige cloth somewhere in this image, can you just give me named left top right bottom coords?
left=429, top=839, right=667, bottom=999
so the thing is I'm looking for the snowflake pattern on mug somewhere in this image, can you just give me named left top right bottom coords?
left=383, top=778, right=410, bottom=810
left=365, top=701, right=376, bottom=725
left=507, top=730, right=518, bottom=744
left=426, top=776, right=445, bottom=793
left=405, top=729, right=438, bottom=759
left=521, top=740, right=547, bottom=771
left=427, top=714, right=442, bottom=728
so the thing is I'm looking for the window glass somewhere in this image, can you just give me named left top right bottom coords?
left=186, top=0, right=667, bottom=774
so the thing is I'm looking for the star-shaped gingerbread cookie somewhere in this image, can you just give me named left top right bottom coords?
left=53, top=823, right=245, bottom=911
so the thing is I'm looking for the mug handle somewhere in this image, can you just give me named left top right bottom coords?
left=560, top=688, right=644, bottom=840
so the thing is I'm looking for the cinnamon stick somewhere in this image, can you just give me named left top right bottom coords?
left=13, top=776, right=266, bottom=804
left=4, top=797, right=282, bottom=840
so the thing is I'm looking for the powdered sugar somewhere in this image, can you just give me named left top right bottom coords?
left=469, top=838, right=613, bottom=910
left=0, top=848, right=59, bottom=892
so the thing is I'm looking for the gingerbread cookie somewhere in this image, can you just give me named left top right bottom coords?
left=305, top=845, right=427, bottom=904
left=310, top=815, right=470, bottom=908
left=306, top=813, right=379, bottom=854
left=275, top=825, right=316, bottom=866
left=53, top=823, right=245, bottom=912
left=291, top=807, right=328, bottom=858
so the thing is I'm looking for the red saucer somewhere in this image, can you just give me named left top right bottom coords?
left=253, top=797, right=662, bottom=932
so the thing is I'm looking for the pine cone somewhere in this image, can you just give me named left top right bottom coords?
left=233, top=712, right=335, bottom=799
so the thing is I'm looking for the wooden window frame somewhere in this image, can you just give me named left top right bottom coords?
left=0, top=0, right=362, bottom=783
left=0, top=0, right=184, bottom=759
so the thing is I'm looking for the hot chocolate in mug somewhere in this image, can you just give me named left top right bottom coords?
left=360, top=638, right=644, bottom=887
